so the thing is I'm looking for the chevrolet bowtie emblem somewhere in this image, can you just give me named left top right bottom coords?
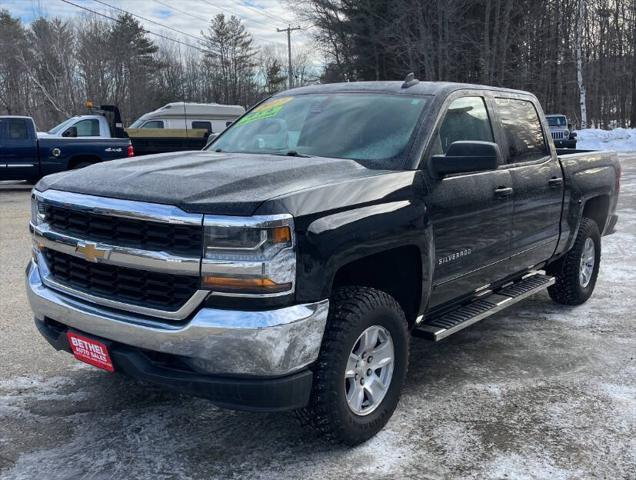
left=75, top=242, right=109, bottom=263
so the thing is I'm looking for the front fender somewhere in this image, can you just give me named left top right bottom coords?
left=295, top=199, right=434, bottom=314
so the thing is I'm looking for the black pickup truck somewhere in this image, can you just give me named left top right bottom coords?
left=0, top=116, right=132, bottom=183
left=26, top=80, right=620, bottom=445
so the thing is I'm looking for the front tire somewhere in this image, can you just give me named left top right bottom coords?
left=548, top=217, right=601, bottom=305
left=298, top=286, right=409, bottom=445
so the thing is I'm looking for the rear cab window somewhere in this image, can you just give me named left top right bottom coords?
left=0, top=118, right=31, bottom=141
left=495, top=98, right=548, bottom=163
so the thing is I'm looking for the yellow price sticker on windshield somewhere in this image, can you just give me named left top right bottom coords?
left=237, top=97, right=294, bottom=126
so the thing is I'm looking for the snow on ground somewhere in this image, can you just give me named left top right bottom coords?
left=577, top=128, right=636, bottom=151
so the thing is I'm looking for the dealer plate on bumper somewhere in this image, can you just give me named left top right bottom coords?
left=67, top=331, right=114, bottom=372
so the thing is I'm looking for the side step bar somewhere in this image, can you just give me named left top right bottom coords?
left=414, top=273, right=555, bottom=341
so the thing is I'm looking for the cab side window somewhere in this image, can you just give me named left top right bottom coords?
left=70, top=119, right=100, bottom=136
left=495, top=98, right=547, bottom=163
left=432, top=97, right=494, bottom=154
left=6, top=119, right=29, bottom=140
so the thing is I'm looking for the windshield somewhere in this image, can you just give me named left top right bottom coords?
left=209, top=93, right=429, bottom=167
left=48, top=117, right=78, bottom=134
left=547, top=116, right=566, bottom=127
left=129, top=118, right=143, bottom=128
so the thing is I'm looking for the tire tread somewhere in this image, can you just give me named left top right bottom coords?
left=296, top=286, right=409, bottom=445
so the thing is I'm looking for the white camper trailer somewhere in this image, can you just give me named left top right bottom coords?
left=129, top=102, right=246, bottom=134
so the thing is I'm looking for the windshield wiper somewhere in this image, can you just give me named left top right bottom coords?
left=284, top=150, right=311, bottom=158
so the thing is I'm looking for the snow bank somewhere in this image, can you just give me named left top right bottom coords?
left=576, top=128, right=636, bottom=152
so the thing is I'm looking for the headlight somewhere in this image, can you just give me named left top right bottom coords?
left=30, top=192, right=46, bottom=226
left=201, top=215, right=295, bottom=296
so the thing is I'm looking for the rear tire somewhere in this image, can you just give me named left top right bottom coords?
left=297, top=286, right=409, bottom=445
left=548, top=217, right=601, bottom=305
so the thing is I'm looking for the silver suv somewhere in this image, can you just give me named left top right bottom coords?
left=546, top=114, right=577, bottom=148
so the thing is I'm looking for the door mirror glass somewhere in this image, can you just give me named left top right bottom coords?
left=431, top=141, right=501, bottom=177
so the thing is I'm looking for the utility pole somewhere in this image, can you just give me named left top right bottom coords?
left=277, top=25, right=301, bottom=90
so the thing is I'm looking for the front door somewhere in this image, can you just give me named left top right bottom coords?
left=494, top=97, right=564, bottom=271
left=426, top=96, right=513, bottom=308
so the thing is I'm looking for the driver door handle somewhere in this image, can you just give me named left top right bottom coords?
left=548, top=177, right=563, bottom=187
left=494, top=186, right=513, bottom=198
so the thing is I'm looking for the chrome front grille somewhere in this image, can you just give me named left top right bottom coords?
left=44, top=204, right=203, bottom=256
left=32, top=189, right=206, bottom=320
left=43, top=249, right=200, bottom=311
left=551, top=131, right=565, bottom=140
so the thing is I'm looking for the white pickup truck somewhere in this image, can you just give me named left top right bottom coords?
left=39, top=115, right=112, bottom=138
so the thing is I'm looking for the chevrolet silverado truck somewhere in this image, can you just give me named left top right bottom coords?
left=0, top=116, right=132, bottom=183
left=26, top=79, right=620, bottom=445
left=546, top=114, right=577, bottom=148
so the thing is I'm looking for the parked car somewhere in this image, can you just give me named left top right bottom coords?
left=546, top=114, right=577, bottom=148
left=0, top=116, right=132, bottom=183
left=27, top=79, right=620, bottom=445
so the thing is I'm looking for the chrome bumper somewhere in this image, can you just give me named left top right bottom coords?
left=26, top=261, right=328, bottom=376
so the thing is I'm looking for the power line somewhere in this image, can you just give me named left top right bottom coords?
left=152, top=0, right=207, bottom=24
left=90, top=0, right=202, bottom=42
left=58, top=0, right=207, bottom=52
left=198, top=0, right=243, bottom=22
left=230, top=0, right=294, bottom=24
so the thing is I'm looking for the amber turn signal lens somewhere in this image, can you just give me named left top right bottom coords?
left=202, top=275, right=291, bottom=293
left=271, top=226, right=291, bottom=244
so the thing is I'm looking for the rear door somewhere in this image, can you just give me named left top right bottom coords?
left=0, top=118, right=38, bottom=180
left=493, top=97, right=563, bottom=271
left=426, top=94, right=514, bottom=307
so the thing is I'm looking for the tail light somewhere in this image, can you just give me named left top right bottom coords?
left=127, top=143, right=134, bottom=157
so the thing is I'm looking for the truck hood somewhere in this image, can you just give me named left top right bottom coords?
left=36, top=151, right=391, bottom=216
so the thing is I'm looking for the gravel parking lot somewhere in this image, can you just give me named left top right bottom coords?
left=1, top=155, right=634, bottom=480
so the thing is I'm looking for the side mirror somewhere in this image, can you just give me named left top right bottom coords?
left=63, top=126, right=78, bottom=138
left=431, top=141, right=502, bottom=177
left=567, top=123, right=573, bottom=130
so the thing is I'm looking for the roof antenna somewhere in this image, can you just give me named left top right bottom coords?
left=402, top=72, right=419, bottom=88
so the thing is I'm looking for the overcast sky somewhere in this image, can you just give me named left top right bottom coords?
left=2, top=0, right=313, bottom=53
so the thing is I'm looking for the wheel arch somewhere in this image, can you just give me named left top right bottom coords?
left=330, top=245, right=425, bottom=328
left=68, top=155, right=101, bottom=170
left=582, top=195, right=610, bottom=234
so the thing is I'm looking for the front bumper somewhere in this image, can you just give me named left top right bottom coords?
left=35, top=317, right=313, bottom=411
left=26, top=261, right=329, bottom=378
left=554, top=138, right=577, bottom=148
